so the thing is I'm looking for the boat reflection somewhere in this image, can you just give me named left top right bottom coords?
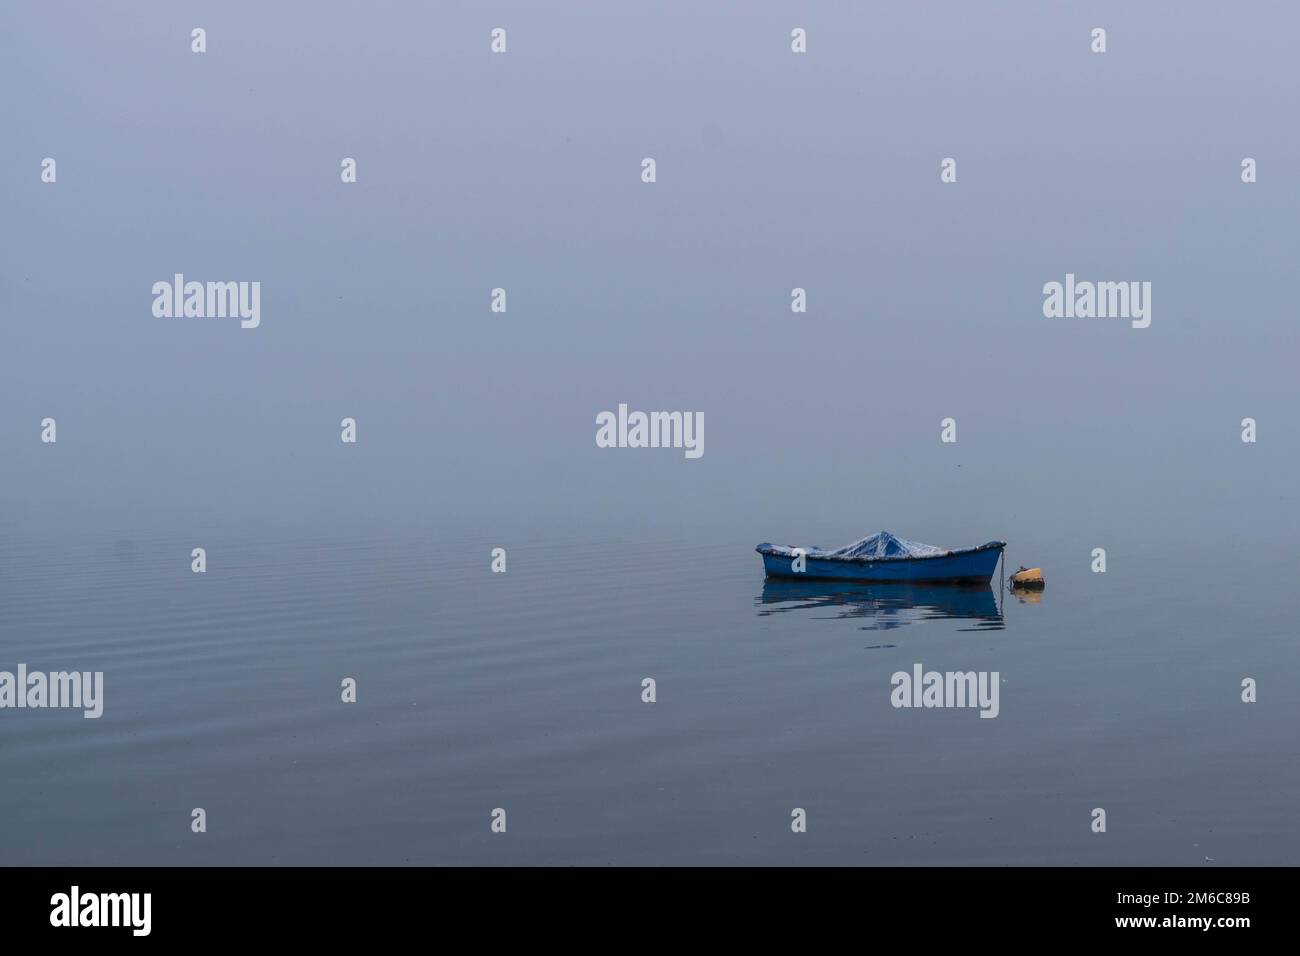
left=757, top=579, right=1004, bottom=632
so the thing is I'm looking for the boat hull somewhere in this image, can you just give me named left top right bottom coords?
left=759, top=543, right=1004, bottom=584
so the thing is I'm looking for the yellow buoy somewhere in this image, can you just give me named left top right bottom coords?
left=1009, top=566, right=1045, bottom=589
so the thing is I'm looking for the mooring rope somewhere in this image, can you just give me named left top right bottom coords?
left=998, top=547, right=1005, bottom=614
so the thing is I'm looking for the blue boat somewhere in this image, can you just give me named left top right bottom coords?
left=756, top=531, right=1005, bottom=584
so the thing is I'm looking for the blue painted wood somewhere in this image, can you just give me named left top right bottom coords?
left=757, top=541, right=1005, bottom=584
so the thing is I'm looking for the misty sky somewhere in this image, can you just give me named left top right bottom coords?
left=4, top=2, right=1298, bottom=557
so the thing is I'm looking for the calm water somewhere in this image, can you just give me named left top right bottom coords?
left=2, top=529, right=1296, bottom=865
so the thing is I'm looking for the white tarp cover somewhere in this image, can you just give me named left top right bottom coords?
left=760, top=532, right=949, bottom=560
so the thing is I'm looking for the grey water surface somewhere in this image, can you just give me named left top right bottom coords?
left=1, top=528, right=1296, bottom=865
